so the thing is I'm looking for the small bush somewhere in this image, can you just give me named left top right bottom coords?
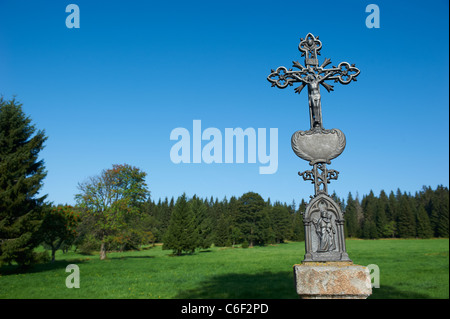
left=76, top=235, right=101, bottom=255
left=33, top=251, right=51, bottom=264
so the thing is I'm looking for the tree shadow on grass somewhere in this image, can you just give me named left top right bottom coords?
left=0, top=258, right=89, bottom=276
left=108, top=255, right=155, bottom=260
left=175, top=271, right=298, bottom=299
left=198, top=249, right=213, bottom=253
left=175, top=272, right=435, bottom=299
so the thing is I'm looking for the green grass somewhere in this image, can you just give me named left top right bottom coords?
left=0, top=239, right=448, bottom=299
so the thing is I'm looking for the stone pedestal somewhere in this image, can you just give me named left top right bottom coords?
left=293, top=262, right=372, bottom=299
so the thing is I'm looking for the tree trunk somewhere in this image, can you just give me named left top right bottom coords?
left=51, top=240, right=62, bottom=263
left=100, top=242, right=107, bottom=260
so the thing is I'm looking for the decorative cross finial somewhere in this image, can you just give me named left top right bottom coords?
left=299, top=33, right=322, bottom=66
left=267, top=33, right=360, bottom=131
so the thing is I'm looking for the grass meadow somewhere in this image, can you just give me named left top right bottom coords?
left=0, top=239, right=448, bottom=299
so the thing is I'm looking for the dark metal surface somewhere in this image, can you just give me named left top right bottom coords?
left=267, top=33, right=360, bottom=130
left=268, top=34, right=359, bottom=262
left=299, top=163, right=339, bottom=197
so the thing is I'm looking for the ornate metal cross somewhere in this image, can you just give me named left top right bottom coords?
left=267, top=33, right=360, bottom=131
left=267, top=33, right=360, bottom=262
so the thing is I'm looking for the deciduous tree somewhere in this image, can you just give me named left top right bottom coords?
left=75, top=164, right=149, bottom=259
left=40, top=205, right=79, bottom=262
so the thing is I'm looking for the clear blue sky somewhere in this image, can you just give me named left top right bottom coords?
left=0, top=0, right=448, bottom=207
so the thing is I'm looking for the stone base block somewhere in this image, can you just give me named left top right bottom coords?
left=293, top=262, right=372, bottom=299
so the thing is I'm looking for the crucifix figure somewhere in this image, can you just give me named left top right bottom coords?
left=267, top=33, right=360, bottom=131
left=293, top=71, right=325, bottom=129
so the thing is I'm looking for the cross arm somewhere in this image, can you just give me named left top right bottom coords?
left=267, top=66, right=308, bottom=89
left=318, top=62, right=360, bottom=85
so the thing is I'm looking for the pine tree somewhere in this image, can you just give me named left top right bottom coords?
left=344, top=193, right=359, bottom=238
left=269, top=203, right=291, bottom=243
left=415, top=205, right=433, bottom=239
left=214, top=212, right=231, bottom=247
left=375, top=190, right=389, bottom=237
left=288, top=200, right=304, bottom=242
left=434, top=185, right=449, bottom=237
left=163, top=194, right=198, bottom=255
left=374, top=202, right=388, bottom=238
left=362, top=218, right=377, bottom=239
left=362, top=190, right=376, bottom=220
left=285, top=200, right=296, bottom=240
left=387, top=190, right=398, bottom=222
left=419, top=186, right=437, bottom=235
left=387, top=191, right=399, bottom=237
left=191, top=196, right=212, bottom=249
left=237, top=192, right=266, bottom=247
left=397, top=194, right=416, bottom=238
left=361, top=191, right=378, bottom=239
left=0, top=98, right=48, bottom=266
left=258, top=206, right=274, bottom=245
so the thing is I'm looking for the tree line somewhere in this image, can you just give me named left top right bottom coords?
left=137, top=185, right=449, bottom=255
left=74, top=177, right=449, bottom=257
left=1, top=97, right=449, bottom=266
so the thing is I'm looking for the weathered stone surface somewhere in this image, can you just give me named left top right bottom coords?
left=293, top=262, right=372, bottom=299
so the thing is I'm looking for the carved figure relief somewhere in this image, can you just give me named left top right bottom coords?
left=313, top=202, right=336, bottom=252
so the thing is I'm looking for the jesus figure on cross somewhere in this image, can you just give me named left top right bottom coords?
left=292, top=71, right=328, bottom=130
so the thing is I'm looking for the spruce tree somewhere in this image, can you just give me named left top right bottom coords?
left=434, top=185, right=449, bottom=238
left=362, top=218, right=377, bottom=239
left=214, top=212, right=231, bottom=247
left=237, top=192, right=266, bottom=247
left=361, top=191, right=378, bottom=239
left=191, top=196, right=212, bottom=249
left=258, top=206, right=274, bottom=245
left=269, top=203, right=290, bottom=243
left=0, top=97, right=48, bottom=266
left=163, top=194, right=198, bottom=255
left=387, top=191, right=399, bottom=237
left=397, top=195, right=416, bottom=238
left=374, top=201, right=388, bottom=238
left=344, top=193, right=359, bottom=238
left=375, top=190, right=389, bottom=237
left=290, top=199, right=306, bottom=241
left=362, top=190, right=377, bottom=221
left=415, top=205, right=433, bottom=239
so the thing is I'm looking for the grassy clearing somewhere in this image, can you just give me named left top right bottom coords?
left=0, top=239, right=448, bottom=299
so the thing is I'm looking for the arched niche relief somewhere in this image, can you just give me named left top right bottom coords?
left=302, top=194, right=351, bottom=262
